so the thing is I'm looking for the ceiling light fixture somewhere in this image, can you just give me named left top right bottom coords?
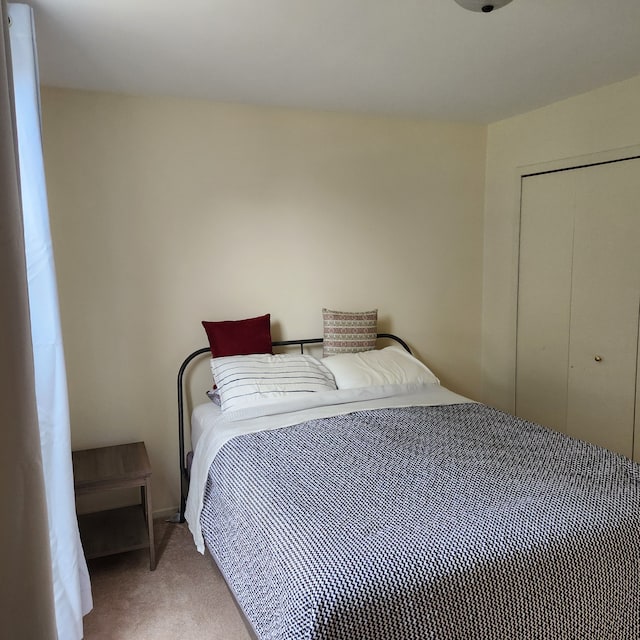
left=454, top=0, right=514, bottom=12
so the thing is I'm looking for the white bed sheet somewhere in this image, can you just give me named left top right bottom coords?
left=186, top=382, right=473, bottom=553
left=191, top=401, right=222, bottom=452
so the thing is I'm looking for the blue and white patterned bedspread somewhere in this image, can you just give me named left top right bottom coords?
left=200, top=403, right=640, bottom=639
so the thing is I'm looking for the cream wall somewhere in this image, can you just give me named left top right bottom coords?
left=482, top=74, right=640, bottom=413
left=41, top=88, right=486, bottom=515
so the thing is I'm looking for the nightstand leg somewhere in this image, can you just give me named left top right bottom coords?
left=145, top=479, right=156, bottom=570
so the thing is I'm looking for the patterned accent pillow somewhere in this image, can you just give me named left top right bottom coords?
left=322, top=308, right=378, bottom=357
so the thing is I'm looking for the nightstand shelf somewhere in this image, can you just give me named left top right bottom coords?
left=78, top=505, right=149, bottom=559
left=72, top=441, right=156, bottom=570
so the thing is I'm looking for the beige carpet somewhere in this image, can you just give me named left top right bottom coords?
left=83, top=519, right=253, bottom=639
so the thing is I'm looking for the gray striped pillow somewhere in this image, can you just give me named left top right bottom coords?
left=210, top=353, right=337, bottom=412
left=322, top=308, right=378, bottom=357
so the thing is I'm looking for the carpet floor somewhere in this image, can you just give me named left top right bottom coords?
left=82, top=519, right=253, bottom=639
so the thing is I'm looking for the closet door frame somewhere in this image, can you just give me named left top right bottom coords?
left=510, top=145, right=640, bottom=460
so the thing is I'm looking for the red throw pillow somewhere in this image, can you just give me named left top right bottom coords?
left=202, top=314, right=272, bottom=357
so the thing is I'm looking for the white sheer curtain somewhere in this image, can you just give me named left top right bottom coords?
left=8, top=4, right=92, bottom=638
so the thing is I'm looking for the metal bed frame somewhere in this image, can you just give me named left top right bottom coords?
left=176, top=333, right=411, bottom=522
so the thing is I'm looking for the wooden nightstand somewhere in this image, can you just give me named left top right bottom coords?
left=72, top=441, right=156, bottom=570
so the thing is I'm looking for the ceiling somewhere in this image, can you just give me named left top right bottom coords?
left=27, top=0, right=640, bottom=123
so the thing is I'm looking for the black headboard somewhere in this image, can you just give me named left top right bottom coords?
left=176, top=333, right=411, bottom=521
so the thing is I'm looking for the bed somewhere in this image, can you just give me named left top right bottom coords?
left=178, top=333, right=640, bottom=640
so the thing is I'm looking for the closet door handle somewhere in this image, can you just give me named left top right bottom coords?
left=594, top=355, right=602, bottom=362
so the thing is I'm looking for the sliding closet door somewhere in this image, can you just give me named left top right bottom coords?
left=565, top=160, right=640, bottom=457
left=516, top=171, right=574, bottom=432
left=516, top=157, right=640, bottom=459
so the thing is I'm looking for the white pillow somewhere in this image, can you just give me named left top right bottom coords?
left=210, top=353, right=337, bottom=412
left=322, top=346, right=439, bottom=389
